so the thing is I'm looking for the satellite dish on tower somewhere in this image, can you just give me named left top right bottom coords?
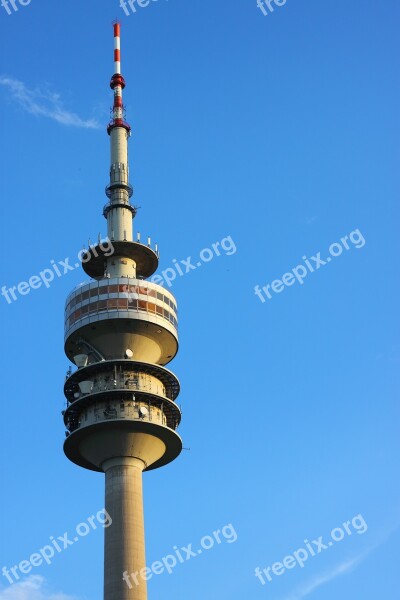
left=74, top=354, right=88, bottom=368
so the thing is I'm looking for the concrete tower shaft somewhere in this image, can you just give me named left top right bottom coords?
left=63, top=22, right=182, bottom=600
left=104, top=458, right=147, bottom=600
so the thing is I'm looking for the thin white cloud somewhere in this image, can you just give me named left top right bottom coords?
left=280, top=553, right=366, bottom=600
left=0, top=77, right=100, bottom=129
left=0, top=576, right=78, bottom=600
left=280, top=520, right=400, bottom=600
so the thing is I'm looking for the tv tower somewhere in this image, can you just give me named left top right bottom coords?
left=62, top=23, right=182, bottom=600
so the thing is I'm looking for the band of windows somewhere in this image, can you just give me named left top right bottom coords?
left=65, top=284, right=177, bottom=315
left=66, top=297, right=178, bottom=330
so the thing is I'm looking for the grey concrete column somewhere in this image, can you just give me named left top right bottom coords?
left=103, top=457, right=147, bottom=600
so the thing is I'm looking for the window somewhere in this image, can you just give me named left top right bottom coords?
left=123, top=284, right=138, bottom=295
left=117, top=299, right=128, bottom=309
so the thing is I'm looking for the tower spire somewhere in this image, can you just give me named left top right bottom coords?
left=108, top=21, right=131, bottom=134
left=113, top=21, right=121, bottom=74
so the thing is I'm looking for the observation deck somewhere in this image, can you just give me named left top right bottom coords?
left=64, top=278, right=178, bottom=366
left=63, top=358, right=182, bottom=472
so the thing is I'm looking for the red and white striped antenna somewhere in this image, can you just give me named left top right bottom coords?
left=108, top=20, right=131, bottom=135
left=113, top=20, right=121, bottom=75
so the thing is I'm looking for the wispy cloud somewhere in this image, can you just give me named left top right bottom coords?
left=0, top=576, right=79, bottom=600
left=279, top=553, right=367, bottom=600
left=280, top=521, right=400, bottom=600
left=0, top=77, right=100, bottom=129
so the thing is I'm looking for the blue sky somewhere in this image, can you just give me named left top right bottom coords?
left=0, top=0, right=399, bottom=598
